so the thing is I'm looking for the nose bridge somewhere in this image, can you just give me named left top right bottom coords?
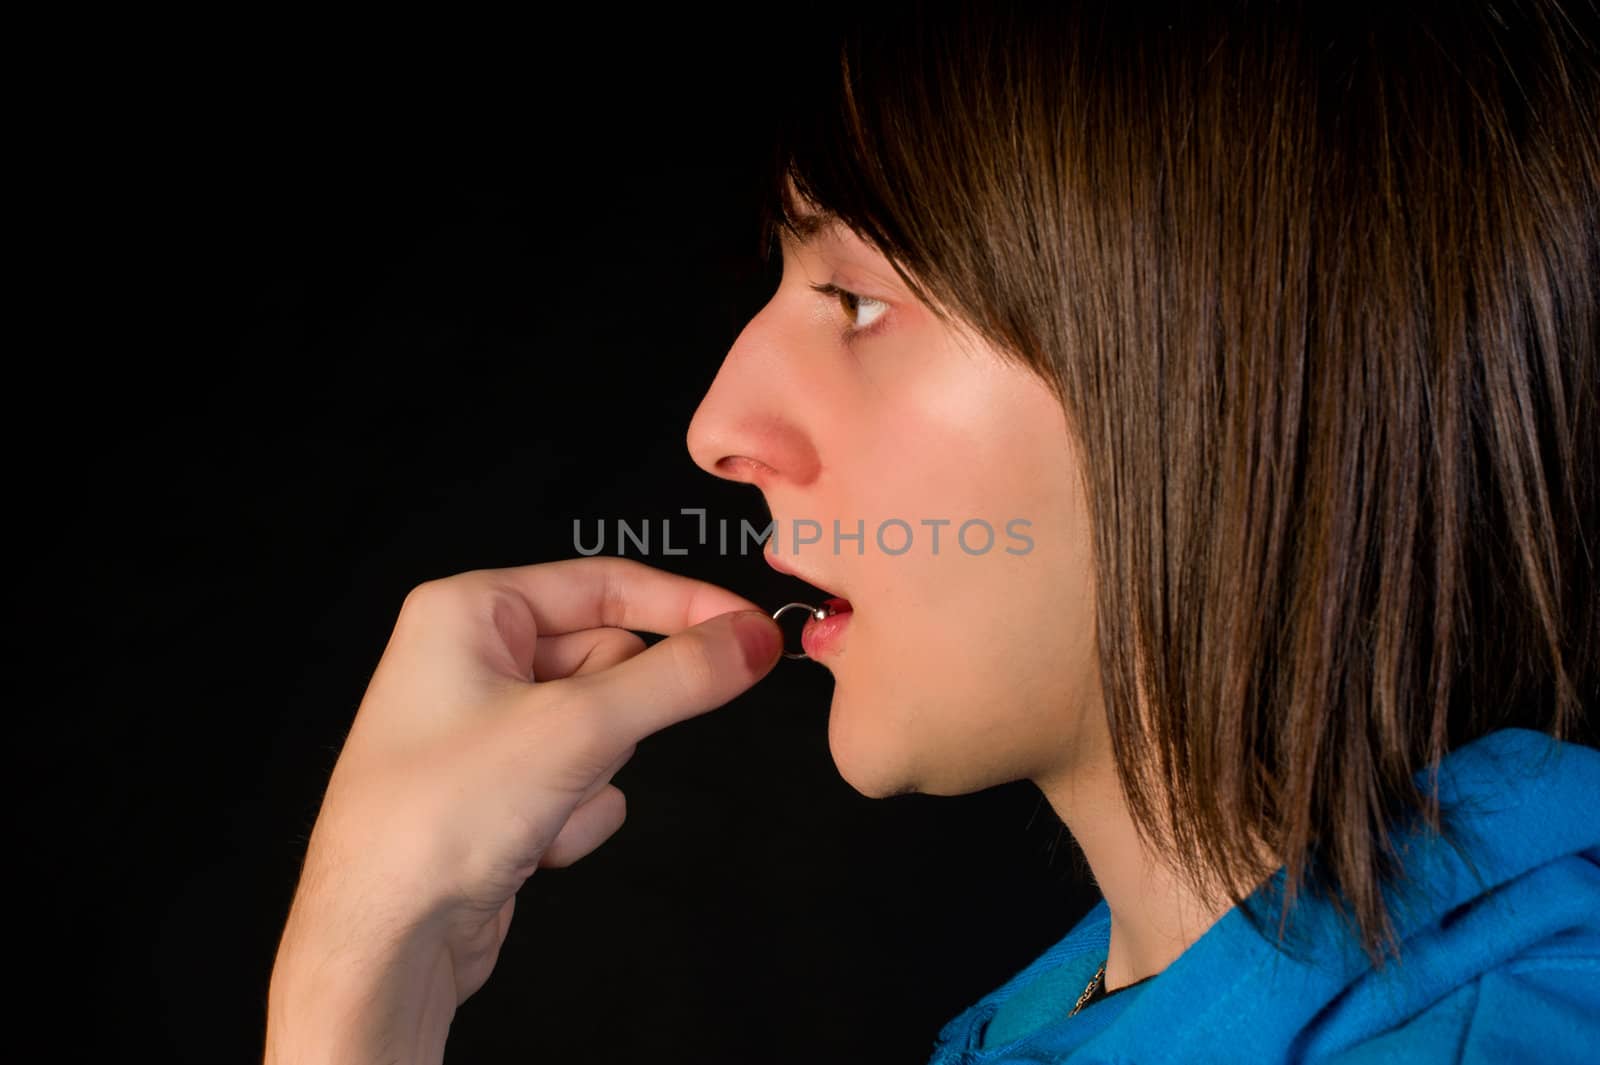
left=685, top=302, right=819, bottom=488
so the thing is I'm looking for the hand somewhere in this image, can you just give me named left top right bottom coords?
left=264, top=556, right=784, bottom=1065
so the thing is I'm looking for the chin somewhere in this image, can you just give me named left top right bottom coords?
left=827, top=688, right=984, bottom=800
left=826, top=690, right=914, bottom=799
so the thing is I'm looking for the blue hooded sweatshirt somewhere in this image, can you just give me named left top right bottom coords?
left=926, top=727, right=1600, bottom=1063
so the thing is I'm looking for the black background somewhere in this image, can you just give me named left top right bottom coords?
left=24, top=15, right=1098, bottom=1064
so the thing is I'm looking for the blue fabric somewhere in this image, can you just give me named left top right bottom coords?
left=926, top=727, right=1600, bottom=1064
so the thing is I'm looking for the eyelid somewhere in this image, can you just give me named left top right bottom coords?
left=807, top=281, right=891, bottom=341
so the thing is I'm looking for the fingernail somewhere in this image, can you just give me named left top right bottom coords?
left=733, top=610, right=782, bottom=672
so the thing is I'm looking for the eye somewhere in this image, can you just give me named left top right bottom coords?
left=808, top=282, right=890, bottom=339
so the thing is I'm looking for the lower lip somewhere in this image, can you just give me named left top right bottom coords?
left=801, top=598, right=853, bottom=659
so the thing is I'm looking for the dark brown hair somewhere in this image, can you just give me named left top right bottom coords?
left=756, top=0, right=1599, bottom=968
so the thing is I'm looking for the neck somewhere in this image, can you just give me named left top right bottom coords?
left=1036, top=725, right=1259, bottom=991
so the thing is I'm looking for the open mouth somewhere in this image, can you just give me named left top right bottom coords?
left=815, top=596, right=853, bottom=617
left=801, top=597, right=853, bottom=658
left=762, top=546, right=852, bottom=657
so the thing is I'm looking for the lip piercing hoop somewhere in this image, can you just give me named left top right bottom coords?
left=771, top=601, right=837, bottom=660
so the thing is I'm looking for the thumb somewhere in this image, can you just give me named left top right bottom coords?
left=565, top=609, right=783, bottom=742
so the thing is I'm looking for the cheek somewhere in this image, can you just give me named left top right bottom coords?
left=829, top=544, right=1097, bottom=796
left=848, top=351, right=1076, bottom=527
left=822, top=340, right=1099, bottom=793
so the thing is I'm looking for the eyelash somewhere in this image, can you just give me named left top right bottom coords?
left=807, top=282, right=891, bottom=341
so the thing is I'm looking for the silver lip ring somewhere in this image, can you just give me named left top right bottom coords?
left=771, top=601, right=835, bottom=660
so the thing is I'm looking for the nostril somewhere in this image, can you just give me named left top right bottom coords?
left=714, top=454, right=779, bottom=488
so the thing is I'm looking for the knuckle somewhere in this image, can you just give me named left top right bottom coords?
left=596, top=562, right=629, bottom=630
left=401, top=575, right=457, bottom=613
left=399, top=571, right=490, bottom=621
left=669, top=632, right=721, bottom=698
left=398, top=578, right=446, bottom=620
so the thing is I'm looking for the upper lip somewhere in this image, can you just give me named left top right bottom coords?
left=763, top=545, right=846, bottom=599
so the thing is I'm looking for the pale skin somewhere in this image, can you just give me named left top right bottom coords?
left=685, top=203, right=1241, bottom=991
left=265, top=201, right=1240, bottom=1063
left=264, top=564, right=788, bottom=1064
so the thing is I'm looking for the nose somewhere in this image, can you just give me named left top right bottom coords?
left=685, top=309, right=822, bottom=491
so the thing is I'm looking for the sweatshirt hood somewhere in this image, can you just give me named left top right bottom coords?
left=929, top=727, right=1600, bottom=1064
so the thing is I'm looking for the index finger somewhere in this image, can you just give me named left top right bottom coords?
left=479, top=555, right=763, bottom=640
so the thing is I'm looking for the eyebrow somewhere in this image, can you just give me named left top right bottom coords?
left=780, top=207, right=848, bottom=248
